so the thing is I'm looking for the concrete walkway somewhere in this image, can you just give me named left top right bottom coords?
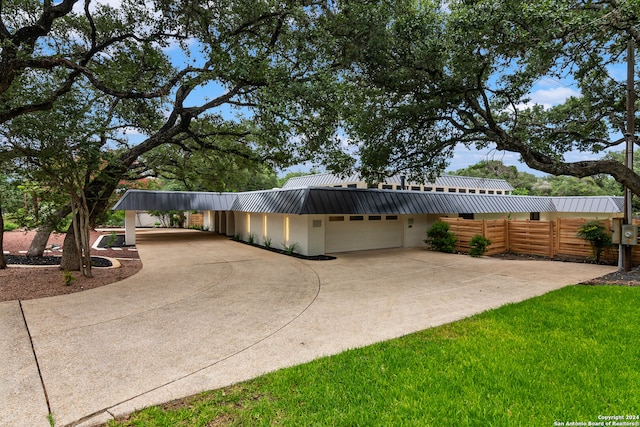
left=1, top=229, right=617, bottom=427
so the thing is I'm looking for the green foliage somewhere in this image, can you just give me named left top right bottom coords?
left=3, top=217, right=18, bottom=231
left=469, top=235, right=491, bottom=257
left=263, top=236, right=272, bottom=248
left=62, top=271, right=76, bottom=286
left=187, top=224, right=205, bottom=231
left=424, top=222, right=457, bottom=253
left=247, top=233, right=256, bottom=244
left=336, top=0, right=640, bottom=195
left=283, top=242, right=299, bottom=255
left=576, top=221, right=612, bottom=263
left=106, top=231, right=117, bottom=248
left=100, top=210, right=125, bottom=227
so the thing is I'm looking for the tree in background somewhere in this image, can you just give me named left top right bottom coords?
left=451, top=159, right=625, bottom=198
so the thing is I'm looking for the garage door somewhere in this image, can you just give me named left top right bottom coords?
left=325, top=215, right=403, bottom=253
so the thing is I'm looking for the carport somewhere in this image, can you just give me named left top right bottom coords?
left=112, top=190, right=237, bottom=244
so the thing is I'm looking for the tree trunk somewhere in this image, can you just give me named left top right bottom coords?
left=0, top=204, right=6, bottom=270
left=59, top=225, right=81, bottom=271
left=26, top=204, right=71, bottom=257
left=26, top=225, right=53, bottom=257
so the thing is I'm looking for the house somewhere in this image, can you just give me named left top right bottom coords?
left=282, top=173, right=516, bottom=194
left=113, top=173, right=623, bottom=257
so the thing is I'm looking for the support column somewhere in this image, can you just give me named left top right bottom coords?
left=125, top=210, right=136, bottom=245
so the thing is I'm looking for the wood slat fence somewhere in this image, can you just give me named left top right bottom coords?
left=440, top=217, right=640, bottom=264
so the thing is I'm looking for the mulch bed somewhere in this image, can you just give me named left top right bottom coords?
left=1, top=230, right=142, bottom=302
left=3, top=254, right=113, bottom=267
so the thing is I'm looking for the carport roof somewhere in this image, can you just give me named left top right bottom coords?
left=113, top=187, right=623, bottom=215
left=112, top=190, right=236, bottom=211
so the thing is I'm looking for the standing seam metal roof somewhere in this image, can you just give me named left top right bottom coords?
left=113, top=188, right=622, bottom=215
left=281, top=173, right=515, bottom=191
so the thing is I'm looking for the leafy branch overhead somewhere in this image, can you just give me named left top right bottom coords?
left=337, top=0, right=640, bottom=194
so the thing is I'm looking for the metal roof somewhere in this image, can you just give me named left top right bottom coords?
left=550, top=196, right=624, bottom=213
left=233, top=187, right=564, bottom=215
left=112, top=190, right=237, bottom=211
left=114, top=188, right=623, bottom=215
left=281, top=173, right=514, bottom=191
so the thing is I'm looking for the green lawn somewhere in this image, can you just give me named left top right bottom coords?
left=108, top=286, right=640, bottom=426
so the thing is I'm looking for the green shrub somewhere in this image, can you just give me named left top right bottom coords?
left=469, top=234, right=491, bottom=257
left=3, top=219, right=19, bottom=231
left=62, top=271, right=76, bottom=286
left=283, top=242, right=299, bottom=255
left=577, top=221, right=612, bottom=263
left=424, top=221, right=457, bottom=253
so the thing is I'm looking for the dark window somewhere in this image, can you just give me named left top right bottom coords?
left=350, top=215, right=364, bottom=221
left=424, top=187, right=433, bottom=191
left=333, top=185, right=342, bottom=187
left=496, top=190, right=502, bottom=195
left=530, top=212, right=541, bottom=221
left=459, top=213, right=474, bottom=220
left=347, top=184, right=357, bottom=188
left=459, top=188, right=467, bottom=193
left=479, top=190, right=486, bottom=194
left=329, top=216, right=344, bottom=221
left=436, top=187, right=444, bottom=192
left=448, top=188, right=456, bottom=193
left=488, top=190, right=495, bottom=194
left=469, top=189, right=476, bottom=194
left=411, top=186, right=421, bottom=191
left=382, top=184, right=393, bottom=189
left=369, top=215, right=382, bottom=221
left=386, top=215, right=398, bottom=220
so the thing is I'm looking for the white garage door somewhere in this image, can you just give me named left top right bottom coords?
left=325, top=215, right=403, bottom=253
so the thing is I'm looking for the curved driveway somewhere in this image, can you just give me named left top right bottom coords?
left=2, top=229, right=616, bottom=426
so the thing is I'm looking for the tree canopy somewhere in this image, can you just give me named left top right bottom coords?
left=0, top=0, right=351, bottom=270
left=337, top=0, right=640, bottom=194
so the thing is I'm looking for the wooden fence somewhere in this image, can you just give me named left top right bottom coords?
left=188, top=213, right=204, bottom=227
left=440, top=217, right=640, bottom=264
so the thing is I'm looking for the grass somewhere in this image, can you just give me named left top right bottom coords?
left=107, top=286, right=640, bottom=426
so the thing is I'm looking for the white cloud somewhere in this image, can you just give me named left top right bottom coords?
left=529, top=86, right=580, bottom=107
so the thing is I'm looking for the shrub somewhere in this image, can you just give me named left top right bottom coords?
left=62, top=271, right=76, bottom=286
left=469, top=235, right=491, bottom=257
left=577, top=221, right=612, bottom=263
left=283, top=242, right=299, bottom=255
left=3, top=219, right=19, bottom=231
left=424, top=222, right=457, bottom=253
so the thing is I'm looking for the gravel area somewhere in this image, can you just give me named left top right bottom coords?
left=1, top=230, right=142, bottom=302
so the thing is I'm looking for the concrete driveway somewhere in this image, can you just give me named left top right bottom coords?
left=1, top=229, right=616, bottom=426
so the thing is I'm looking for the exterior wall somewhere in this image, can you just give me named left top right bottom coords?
left=266, top=213, right=285, bottom=250
left=223, top=211, right=233, bottom=236
left=403, top=215, right=431, bottom=249
left=230, top=210, right=624, bottom=257
left=305, top=215, right=326, bottom=256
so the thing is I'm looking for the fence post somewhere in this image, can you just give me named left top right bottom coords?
left=548, top=220, right=554, bottom=258
left=505, top=219, right=510, bottom=253
left=551, top=218, right=561, bottom=258
left=482, top=219, right=488, bottom=238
